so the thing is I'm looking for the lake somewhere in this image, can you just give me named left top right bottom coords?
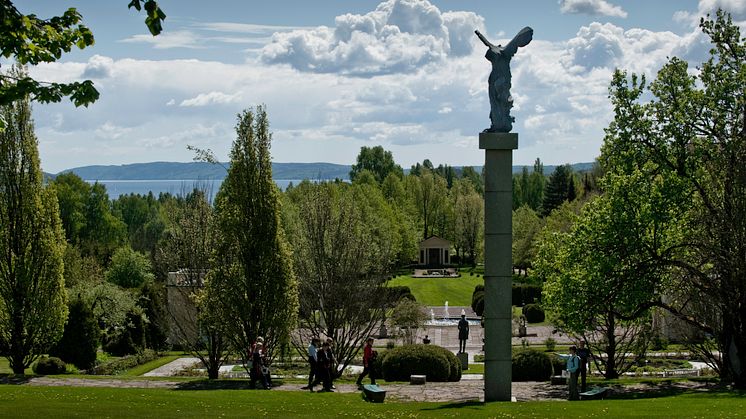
left=86, top=179, right=308, bottom=200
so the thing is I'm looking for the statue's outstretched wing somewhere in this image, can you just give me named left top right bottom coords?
left=503, top=26, right=533, bottom=55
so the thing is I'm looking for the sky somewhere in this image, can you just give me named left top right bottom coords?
left=12, top=0, right=746, bottom=173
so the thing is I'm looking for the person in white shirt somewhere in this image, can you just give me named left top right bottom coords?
left=301, top=337, right=319, bottom=390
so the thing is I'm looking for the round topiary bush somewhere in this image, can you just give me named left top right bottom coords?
left=33, top=356, right=67, bottom=375
left=512, top=349, right=552, bottom=381
left=381, top=344, right=461, bottom=382
left=471, top=290, right=484, bottom=317
left=522, top=304, right=545, bottom=323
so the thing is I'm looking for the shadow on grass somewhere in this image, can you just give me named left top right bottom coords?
left=0, top=374, right=33, bottom=385
left=417, top=400, right=484, bottom=411
left=605, top=379, right=728, bottom=400
left=175, top=379, right=285, bottom=391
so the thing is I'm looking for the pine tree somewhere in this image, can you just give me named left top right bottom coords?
left=0, top=77, right=67, bottom=374
left=206, top=106, right=298, bottom=364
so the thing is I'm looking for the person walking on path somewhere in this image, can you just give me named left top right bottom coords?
left=458, top=313, right=470, bottom=353
left=326, top=338, right=338, bottom=390
left=564, top=345, right=580, bottom=401
left=311, top=341, right=333, bottom=392
left=356, top=338, right=377, bottom=388
left=577, top=341, right=591, bottom=392
left=301, top=337, right=319, bottom=390
left=251, top=342, right=271, bottom=390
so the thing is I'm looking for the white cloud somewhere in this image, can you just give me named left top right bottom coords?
left=179, top=91, right=242, bottom=107
left=559, top=0, right=628, bottom=18
left=120, top=30, right=204, bottom=49
left=260, top=0, right=484, bottom=75
left=33, top=0, right=725, bottom=173
left=95, top=122, right=132, bottom=140
left=674, top=0, right=746, bottom=27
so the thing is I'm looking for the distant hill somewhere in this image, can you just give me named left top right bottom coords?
left=55, top=161, right=596, bottom=181
left=58, top=162, right=352, bottom=181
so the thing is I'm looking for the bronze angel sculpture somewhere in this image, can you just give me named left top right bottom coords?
left=475, top=27, right=533, bottom=133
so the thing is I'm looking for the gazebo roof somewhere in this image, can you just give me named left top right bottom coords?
left=419, top=235, right=451, bottom=249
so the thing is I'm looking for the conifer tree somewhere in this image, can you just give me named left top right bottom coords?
left=206, top=106, right=298, bottom=365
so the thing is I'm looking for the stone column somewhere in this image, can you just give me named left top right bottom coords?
left=480, top=132, right=517, bottom=402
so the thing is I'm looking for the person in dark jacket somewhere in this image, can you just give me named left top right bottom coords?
left=311, top=341, right=333, bottom=392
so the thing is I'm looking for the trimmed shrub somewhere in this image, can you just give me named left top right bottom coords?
left=381, top=344, right=461, bottom=382
left=91, top=349, right=160, bottom=375
left=50, top=298, right=100, bottom=370
left=512, top=349, right=552, bottom=381
left=471, top=290, right=484, bottom=317
left=471, top=284, right=485, bottom=317
left=33, top=357, right=67, bottom=375
left=511, top=284, right=543, bottom=306
left=387, top=286, right=416, bottom=303
left=522, top=304, right=545, bottom=323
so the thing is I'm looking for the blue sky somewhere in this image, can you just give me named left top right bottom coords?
left=14, top=0, right=746, bottom=172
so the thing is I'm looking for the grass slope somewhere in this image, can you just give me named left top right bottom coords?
left=388, top=273, right=483, bottom=306
left=0, top=386, right=743, bottom=418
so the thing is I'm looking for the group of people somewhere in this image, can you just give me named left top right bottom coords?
left=301, top=337, right=337, bottom=392
left=249, top=337, right=272, bottom=389
left=562, top=341, right=592, bottom=401
left=301, top=336, right=378, bottom=392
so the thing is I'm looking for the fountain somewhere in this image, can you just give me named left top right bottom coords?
left=430, top=309, right=435, bottom=323
left=443, top=301, right=450, bottom=320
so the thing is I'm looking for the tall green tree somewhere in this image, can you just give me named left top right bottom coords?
left=452, top=180, right=483, bottom=265
left=0, top=91, right=67, bottom=374
left=542, top=164, right=574, bottom=216
left=0, top=1, right=164, bottom=106
left=407, top=169, right=448, bottom=240
left=156, top=189, right=228, bottom=379
left=206, top=106, right=298, bottom=365
left=105, top=246, right=154, bottom=288
left=537, top=193, right=658, bottom=378
left=349, top=145, right=403, bottom=184
left=285, top=181, right=395, bottom=376
left=582, top=11, right=746, bottom=387
left=512, top=205, right=542, bottom=276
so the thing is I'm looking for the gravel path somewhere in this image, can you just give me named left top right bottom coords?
left=143, top=357, right=200, bottom=377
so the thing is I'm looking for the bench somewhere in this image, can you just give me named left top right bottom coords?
left=410, top=375, right=426, bottom=385
left=362, top=384, right=386, bottom=403
left=579, top=387, right=608, bottom=400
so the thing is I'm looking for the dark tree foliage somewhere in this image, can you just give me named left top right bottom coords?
left=50, top=298, right=100, bottom=370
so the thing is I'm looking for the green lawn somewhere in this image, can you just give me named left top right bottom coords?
left=0, top=358, right=33, bottom=375
left=464, top=362, right=484, bottom=374
left=0, top=385, right=743, bottom=418
left=120, top=354, right=184, bottom=377
left=388, top=273, right=483, bottom=306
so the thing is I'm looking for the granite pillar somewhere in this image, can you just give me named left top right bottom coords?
left=480, top=132, right=517, bottom=402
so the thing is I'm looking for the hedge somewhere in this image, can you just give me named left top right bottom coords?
left=33, top=357, right=67, bottom=375
left=512, top=349, right=552, bottom=381
left=91, top=349, right=161, bottom=375
left=380, top=344, right=461, bottom=382
left=522, top=304, right=545, bottom=323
